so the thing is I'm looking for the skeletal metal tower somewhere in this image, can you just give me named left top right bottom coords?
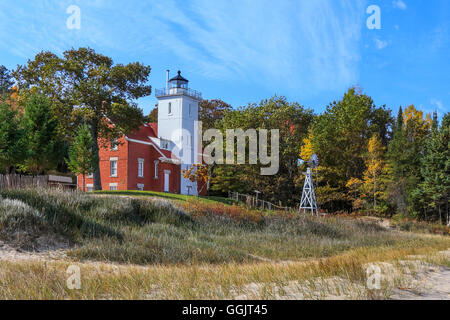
left=299, top=167, right=318, bottom=216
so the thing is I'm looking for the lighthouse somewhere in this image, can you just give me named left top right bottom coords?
left=155, top=70, right=203, bottom=195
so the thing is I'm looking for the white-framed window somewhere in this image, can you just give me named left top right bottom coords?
left=110, top=158, right=118, bottom=177
left=109, top=183, right=118, bottom=191
left=168, top=102, right=172, bottom=115
left=154, top=160, right=159, bottom=179
left=137, top=184, right=144, bottom=191
left=111, top=139, right=119, bottom=151
left=138, top=158, right=144, bottom=178
left=87, top=172, right=93, bottom=179
left=87, top=184, right=93, bottom=192
left=161, top=139, right=169, bottom=150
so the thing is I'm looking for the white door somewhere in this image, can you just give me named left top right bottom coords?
left=164, top=171, right=170, bottom=192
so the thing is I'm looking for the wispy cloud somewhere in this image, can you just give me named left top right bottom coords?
left=374, top=39, right=388, bottom=50
left=393, top=0, right=407, bottom=10
left=431, top=99, right=445, bottom=112
left=145, top=0, right=366, bottom=94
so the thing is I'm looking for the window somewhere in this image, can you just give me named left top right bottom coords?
left=110, top=158, right=118, bottom=177
left=137, top=184, right=144, bottom=191
left=161, top=139, right=169, bottom=150
left=87, top=172, right=93, bottom=179
left=111, top=139, right=118, bottom=151
left=168, top=102, right=172, bottom=114
left=154, top=160, right=159, bottom=179
left=138, top=158, right=144, bottom=178
left=87, top=184, right=93, bottom=192
left=109, top=183, right=118, bottom=191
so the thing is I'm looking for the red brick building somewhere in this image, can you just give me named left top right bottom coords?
left=78, top=70, right=205, bottom=195
left=78, top=123, right=182, bottom=193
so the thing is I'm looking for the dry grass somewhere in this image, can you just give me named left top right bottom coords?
left=0, top=188, right=449, bottom=299
left=0, top=245, right=448, bottom=299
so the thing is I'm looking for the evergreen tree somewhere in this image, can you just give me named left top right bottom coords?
left=66, top=124, right=98, bottom=192
left=20, top=94, right=61, bottom=174
left=0, top=65, right=14, bottom=97
left=411, top=113, right=449, bottom=223
left=0, top=103, right=26, bottom=173
left=386, top=105, right=432, bottom=216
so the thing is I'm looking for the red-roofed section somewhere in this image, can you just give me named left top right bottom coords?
left=147, top=122, right=158, bottom=137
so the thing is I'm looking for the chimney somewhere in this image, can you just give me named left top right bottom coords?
left=166, top=70, right=170, bottom=92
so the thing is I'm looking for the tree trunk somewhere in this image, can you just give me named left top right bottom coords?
left=82, top=174, right=86, bottom=193
left=207, top=164, right=215, bottom=195
left=90, top=123, right=102, bottom=191
left=373, top=174, right=376, bottom=215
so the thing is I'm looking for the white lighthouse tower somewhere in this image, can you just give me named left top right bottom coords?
left=155, top=70, right=202, bottom=195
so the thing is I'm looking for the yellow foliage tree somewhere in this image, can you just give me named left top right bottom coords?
left=403, top=105, right=432, bottom=138
left=300, top=132, right=314, bottom=161
left=362, top=134, right=385, bottom=214
left=182, top=164, right=210, bottom=200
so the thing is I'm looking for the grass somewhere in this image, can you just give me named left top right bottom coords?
left=1, top=188, right=449, bottom=266
left=391, top=218, right=450, bottom=236
left=0, top=246, right=448, bottom=299
left=94, top=190, right=236, bottom=205
left=0, top=188, right=449, bottom=299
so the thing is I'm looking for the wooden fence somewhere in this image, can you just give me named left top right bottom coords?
left=0, top=174, right=75, bottom=190
left=228, top=191, right=295, bottom=212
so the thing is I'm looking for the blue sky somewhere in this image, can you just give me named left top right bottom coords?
left=0, top=0, right=448, bottom=118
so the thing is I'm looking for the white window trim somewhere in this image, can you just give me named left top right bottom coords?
left=109, top=183, right=118, bottom=191
left=154, top=160, right=159, bottom=179
left=110, top=139, right=119, bottom=151
left=110, top=158, right=118, bottom=177
left=138, top=158, right=144, bottom=178
left=137, top=183, right=144, bottom=191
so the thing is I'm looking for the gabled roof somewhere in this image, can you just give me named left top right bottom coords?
left=125, top=123, right=179, bottom=163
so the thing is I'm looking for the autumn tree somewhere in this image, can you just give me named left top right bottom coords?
left=361, top=134, right=386, bottom=214
left=66, top=124, right=98, bottom=192
left=211, top=96, right=313, bottom=206
left=182, top=164, right=210, bottom=199
left=14, top=48, right=151, bottom=189
left=308, top=87, right=392, bottom=212
left=147, top=106, right=158, bottom=123
left=199, top=99, right=232, bottom=131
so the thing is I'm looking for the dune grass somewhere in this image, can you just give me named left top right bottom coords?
left=0, top=245, right=448, bottom=299
left=1, top=188, right=449, bottom=267
left=94, top=190, right=236, bottom=205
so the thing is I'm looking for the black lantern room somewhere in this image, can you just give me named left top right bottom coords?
left=169, top=70, right=189, bottom=89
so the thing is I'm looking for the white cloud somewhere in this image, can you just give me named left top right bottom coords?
left=374, top=39, right=388, bottom=50
left=0, top=0, right=367, bottom=96
left=146, top=0, right=366, bottom=94
left=431, top=99, right=445, bottom=111
left=393, top=0, right=407, bottom=10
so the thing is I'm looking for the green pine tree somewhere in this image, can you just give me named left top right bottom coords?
left=20, top=94, right=61, bottom=174
left=66, top=124, right=98, bottom=192
left=0, top=102, right=26, bottom=173
left=411, top=113, right=449, bottom=224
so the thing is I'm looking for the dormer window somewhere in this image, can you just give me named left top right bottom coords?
left=111, top=139, right=118, bottom=151
left=161, top=139, right=169, bottom=150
